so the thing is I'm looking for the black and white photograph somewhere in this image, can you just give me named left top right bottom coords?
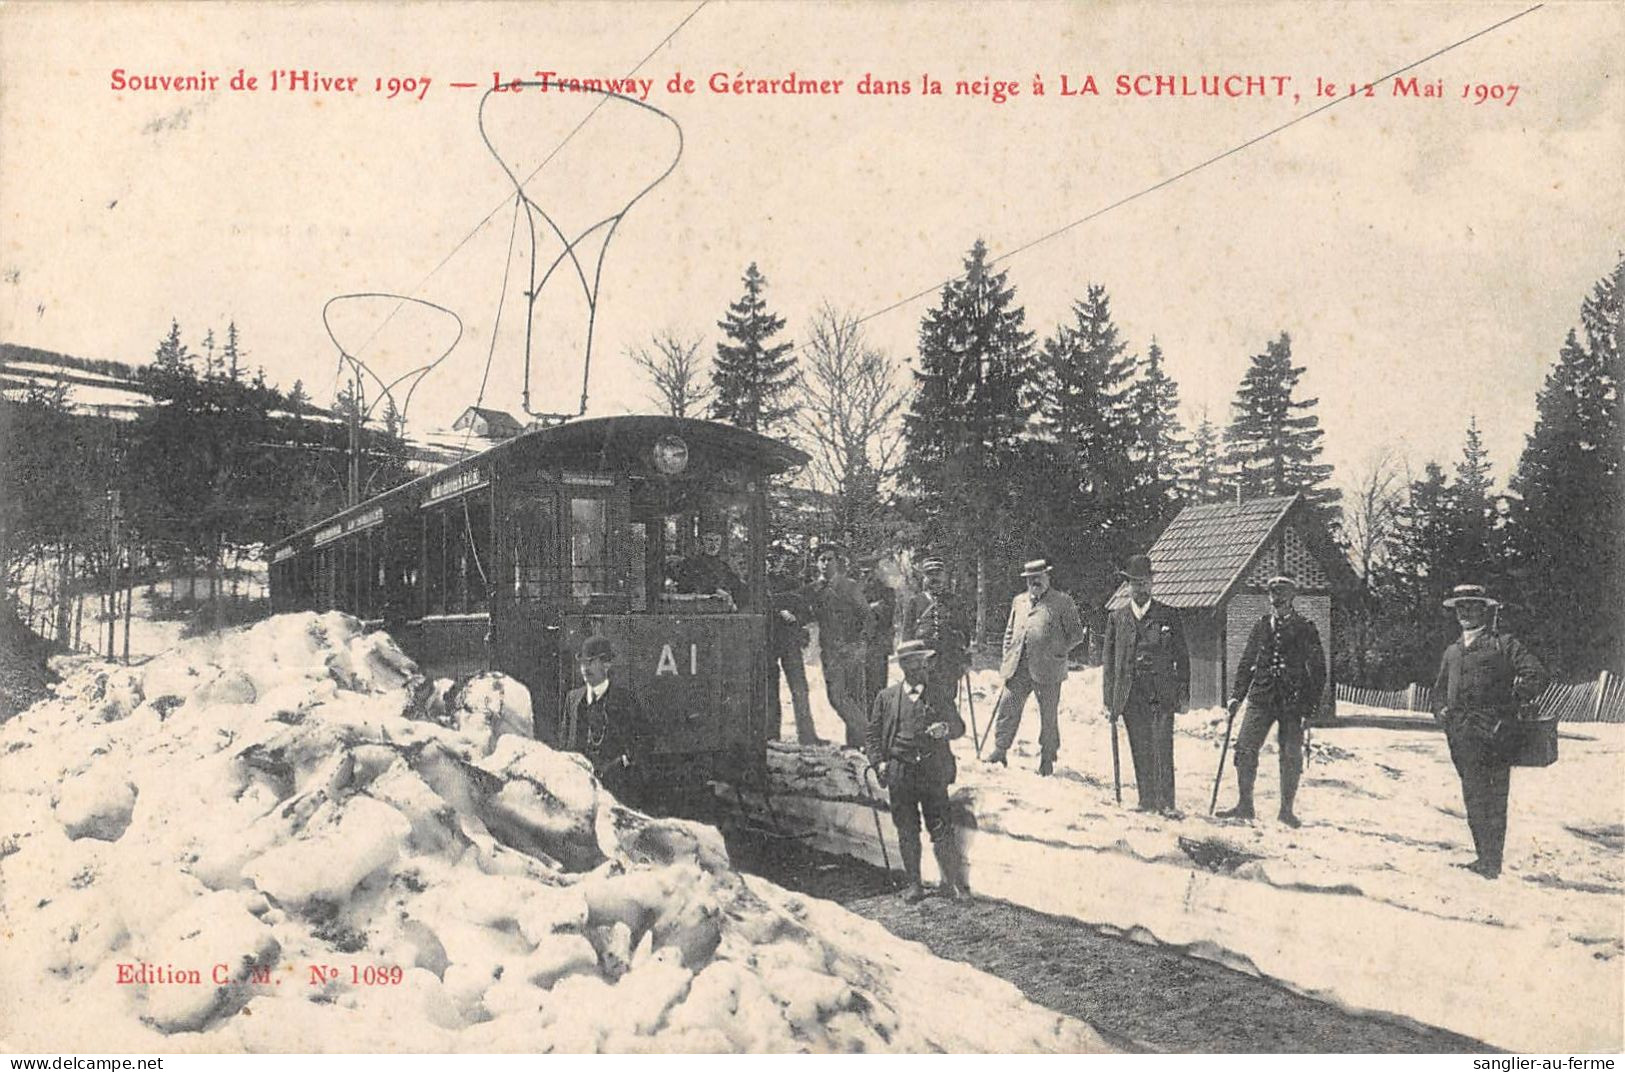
left=1, top=0, right=1621, bottom=1058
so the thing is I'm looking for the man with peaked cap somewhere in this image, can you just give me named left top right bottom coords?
left=557, top=635, right=646, bottom=805
left=866, top=639, right=969, bottom=902
left=1430, top=583, right=1548, bottom=879
left=803, top=541, right=871, bottom=748
left=1103, top=553, right=1190, bottom=813
left=986, top=558, right=1085, bottom=776
left=903, top=557, right=973, bottom=732
left=1219, top=574, right=1326, bottom=827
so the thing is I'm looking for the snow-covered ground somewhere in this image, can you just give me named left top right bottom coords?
left=770, top=655, right=1625, bottom=1052
left=0, top=615, right=1107, bottom=1053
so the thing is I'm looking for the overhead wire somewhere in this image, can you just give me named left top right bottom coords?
left=326, top=0, right=711, bottom=406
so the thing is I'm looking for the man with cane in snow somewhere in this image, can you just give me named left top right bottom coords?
left=1103, top=553, right=1190, bottom=814
left=1216, top=575, right=1326, bottom=827
left=866, top=639, right=969, bottom=902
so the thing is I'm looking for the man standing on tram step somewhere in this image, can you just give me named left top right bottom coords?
left=1103, top=553, right=1190, bottom=814
left=769, top=569, right=823, bottom=745
left=860, top=555, right=898, bottom=712
left=1430, top=583, right=1548, bottom=879
left=866, top=639, right=969, bottom=902
left=804, top=542, right=871, bottom=749
left=1218, top=575, right=1326, bottom=827
left=986, top=558, right=1086, bottom=776
left=903, top=557, right=973, bottom=735
left=557, top=635, right=647, bottom=806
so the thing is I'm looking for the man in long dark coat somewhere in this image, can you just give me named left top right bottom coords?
left=1102, top=553, right=1190, bottom=814
left=1430, top=583, right=1548, bottom=879
left=1218, top=575, right=1326, bottom=827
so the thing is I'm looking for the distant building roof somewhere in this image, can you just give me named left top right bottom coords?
left=1107, top=494, right=1301, bottom=610
left=452, top=406, right=524, bottom=438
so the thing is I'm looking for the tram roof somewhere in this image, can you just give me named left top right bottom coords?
left=269, top=414, right=809, bottom=551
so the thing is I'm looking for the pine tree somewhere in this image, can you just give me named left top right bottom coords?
left=709, top=263, right=798, bottom=436
left=222, top=321, right=244, bottom=383
left=902, top=238, right=1036, bottom=640
left=1124, top=337, right=1187, bottom=530
left=1030, top=283, right=1139, bottom=606
left=1507, top=257, right=1623, bottom=676
left=1180, top=410, right=1226, bottom=503
left=1224, top=332, right=1340, bottom=525
left=1376, top=462, right=1458, bottom=683
left=1448, top=417, right=1502, bottom=590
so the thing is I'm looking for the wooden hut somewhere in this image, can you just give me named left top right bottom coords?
left=1106, top=493, right=1352, bottom=716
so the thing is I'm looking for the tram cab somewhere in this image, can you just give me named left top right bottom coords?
left=267, top=415, right=808, bottom=785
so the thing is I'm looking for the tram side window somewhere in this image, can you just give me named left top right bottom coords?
left=569, top=496, right=611, bottom=604
left=425, top=495, right=493, bottom=616
left=379, top=522, right=418, bottom=620
left=424, top=511, right=446, bottom=615
left=507, top=497, right=558, bottom=601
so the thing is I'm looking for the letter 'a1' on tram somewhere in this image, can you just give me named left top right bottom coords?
left=267, top=415, right=808, bottom=789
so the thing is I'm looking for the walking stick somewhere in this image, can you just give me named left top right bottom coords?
left=1110, top=716, right=1122, bottom=804
left=976, top=686, right=1005, bottom=755
left=1210, top=701, right=1241, bottom=815
left=861, top=762, right=896, bottom=886
left=962, top=668, right=982, bottom=758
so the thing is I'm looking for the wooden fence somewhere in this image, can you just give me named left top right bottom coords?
left=1337, top=671, right=1625, bottom=723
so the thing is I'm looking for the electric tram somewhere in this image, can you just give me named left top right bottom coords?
left=267, top=415, right=808, bottom=784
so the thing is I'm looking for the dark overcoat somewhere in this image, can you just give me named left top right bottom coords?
left=1102, top=600, right=1190, bottom=716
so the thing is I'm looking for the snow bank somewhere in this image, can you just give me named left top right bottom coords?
left=0, top=613, right=1104, bottom=1053
left=775, top=657, right=1624, bottom=1052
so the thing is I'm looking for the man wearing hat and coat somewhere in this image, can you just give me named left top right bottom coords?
left=1219, top=574, right=1326, bottom=827
left=557, top=635, right=647, bottom=805
left=903, top=557, right=973, bottom=731
left=866, top=638, right=969, bottom=902
left=987, top=558, right=1086, bottom=776
left=1103, top=553, right=1190, bottom=813
left=804, top=541, right=871, bottom=748
left=1430, top=583, right=1548, bottom=879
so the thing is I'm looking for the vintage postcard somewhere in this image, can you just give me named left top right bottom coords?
left=1, top=0, right=1621, bottom=1059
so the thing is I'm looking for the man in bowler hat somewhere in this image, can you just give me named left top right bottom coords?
left=558, top=635, right=646, bottom=805
left=1103, top=553, right=1190, bottom=813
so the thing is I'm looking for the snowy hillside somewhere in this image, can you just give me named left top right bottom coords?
left=0, top=614, right=1106, bottom=1053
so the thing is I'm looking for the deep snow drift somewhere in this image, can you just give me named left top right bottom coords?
left=0, top=613, right=1106, bottom=1053
left=774, top=656, right=1625, bottom=1052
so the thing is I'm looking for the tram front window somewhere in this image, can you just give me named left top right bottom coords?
left=630, top=480, right=753, bottom=612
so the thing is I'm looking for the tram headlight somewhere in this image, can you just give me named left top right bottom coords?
left=652, top=434, right=689, bottom=475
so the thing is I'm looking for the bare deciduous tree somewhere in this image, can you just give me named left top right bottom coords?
left=1341, top=447, right=1404, bottom=681
left=627, top=330, right=712, bottom=417
left=791, top=304, right=907, bottom=545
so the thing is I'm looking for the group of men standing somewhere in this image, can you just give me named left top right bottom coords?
left=546, top=539, right=1547, bottom=901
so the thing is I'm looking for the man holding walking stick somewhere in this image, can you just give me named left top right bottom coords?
left=1216, top=575, right=1326, bottom=828
left=1103, top=553, right=1190, bottom=814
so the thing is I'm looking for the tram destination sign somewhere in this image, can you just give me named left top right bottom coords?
left=424, top=468, right=488, bottom=505
left=313, top=506, right=386, bottom=546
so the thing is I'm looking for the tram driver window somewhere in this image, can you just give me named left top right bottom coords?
left=569, top=496, right=611, bottom=604
left=629, top=481, right=753, bottom=612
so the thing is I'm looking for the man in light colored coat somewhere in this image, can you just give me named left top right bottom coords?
left=986, top=558, right=1085, bottom=775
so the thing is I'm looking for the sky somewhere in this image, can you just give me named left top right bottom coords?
left=2, top=0, right=1621, bottom=493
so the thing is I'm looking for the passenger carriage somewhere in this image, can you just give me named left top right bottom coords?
left=267, top=415, right=808, bottom=786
